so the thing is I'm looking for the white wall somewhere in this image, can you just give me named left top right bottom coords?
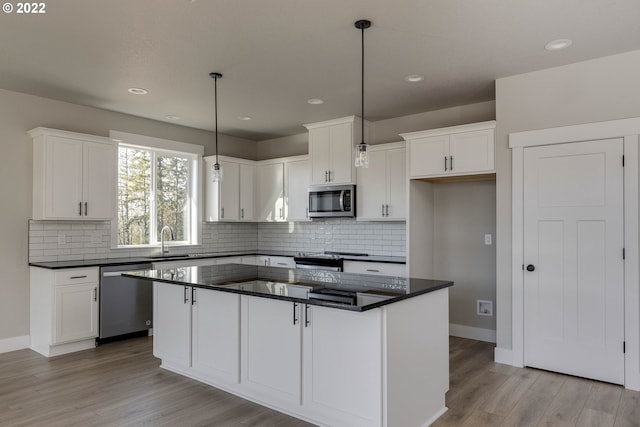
left=495, top=50, right=640, bottom=353
left=0, top=88, right=256, bottom=343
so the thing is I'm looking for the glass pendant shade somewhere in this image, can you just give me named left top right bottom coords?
left=355, top=142, right=370, bottom=168
left=212, top=162, right=223, bottom=182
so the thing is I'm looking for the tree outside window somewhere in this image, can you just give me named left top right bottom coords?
left=118, top=145, right=192, bottom=247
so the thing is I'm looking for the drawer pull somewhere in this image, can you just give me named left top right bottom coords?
left=69, top=275, right=88, bottom=279
left=366, top=269, right=380, bottom=273
left=277, top=262, right=287, bottom=266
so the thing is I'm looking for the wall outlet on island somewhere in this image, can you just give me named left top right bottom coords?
left=477, top=300, right=493, bottom=316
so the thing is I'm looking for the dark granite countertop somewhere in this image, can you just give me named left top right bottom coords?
left=123, top=264, right=451, bottom=312
left=29, top=251, right=406, bottom=269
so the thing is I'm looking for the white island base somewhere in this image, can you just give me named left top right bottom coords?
left=154, top=282, right=449, bottom=427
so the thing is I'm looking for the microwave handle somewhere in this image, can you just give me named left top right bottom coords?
left=339, top=190, right=345, bottom=212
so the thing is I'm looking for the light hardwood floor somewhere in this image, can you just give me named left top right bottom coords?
left=433, top=337, right=640, bottom=427
left=0, top=336, right=638, bottom=426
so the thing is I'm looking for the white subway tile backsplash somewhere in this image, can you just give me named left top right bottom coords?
left=28, top=218, right=405, bottom=262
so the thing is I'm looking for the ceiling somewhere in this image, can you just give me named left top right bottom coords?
left=2, top=0, right=640, bottom=141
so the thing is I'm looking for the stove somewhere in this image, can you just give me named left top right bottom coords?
left=293, top=252, right=344, bottom=271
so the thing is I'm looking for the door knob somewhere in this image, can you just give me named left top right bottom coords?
left=526, top=264, right=535, bottom=272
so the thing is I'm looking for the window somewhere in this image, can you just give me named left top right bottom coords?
left=112, top=131, right=202, bottom=248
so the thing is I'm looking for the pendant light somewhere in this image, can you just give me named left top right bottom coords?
left=210, top=72, right=223, bottom=182
left=354, top=19, right=371, bottom=168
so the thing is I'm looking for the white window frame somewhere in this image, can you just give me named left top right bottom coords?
left=109, top=131, right=204, bottom=250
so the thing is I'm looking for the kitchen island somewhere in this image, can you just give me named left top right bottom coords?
left=126, top=264, right=452, bottom=427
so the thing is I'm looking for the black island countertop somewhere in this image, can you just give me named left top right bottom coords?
left=124, top=263, right=452, bottom=312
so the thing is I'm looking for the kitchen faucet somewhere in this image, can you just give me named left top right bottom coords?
left=160, top=226, right=174, bottom=255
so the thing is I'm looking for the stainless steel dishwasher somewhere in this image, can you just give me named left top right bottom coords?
left=98, top=263, right=153, bottom=344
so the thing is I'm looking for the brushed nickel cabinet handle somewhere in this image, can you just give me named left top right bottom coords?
left=79, top=202, right=82, bottom=216
left=84, top=202, right=88, bottom=216
left=70, top=275, right=87, bottom=279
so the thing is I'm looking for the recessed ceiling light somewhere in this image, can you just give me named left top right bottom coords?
left=165, top=115, right=181, bottom=120
left=127, top=87, right=148, bottom=95
left=307, top=98, right=324, bottom=105
left=545, top=39, right=572, bottom=51
left=237, top=116, right=252, bottom=121
left=404, top=74, right=424, bottom=82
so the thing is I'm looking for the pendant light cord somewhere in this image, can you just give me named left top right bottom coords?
left=360, top=24, right=365, bottom=145
left=214, top=74, right=219, bottom=164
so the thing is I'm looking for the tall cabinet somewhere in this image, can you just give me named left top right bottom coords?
left=30, top=127, right=117, bottom=220
left=304, top=116, right=365, bottom=185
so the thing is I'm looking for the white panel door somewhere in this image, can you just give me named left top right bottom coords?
left=409, top=135, right=448, bottom=178
left=386, top=147, right=406, bottom=219
left=256, top=163, right=284, bottom=221
left=356, top=149, right=387, bottom=219
left=83, top=141, right=117, bottom=219
left=45, top=136, right=84, bottom=218
left=219, top=160, right=239, bottom=220
left=241, top=296, right=302, bottom=405
left=153, top=282, right=191, bottom=366
left=329, top=122, right=353, bottom=184
left=309, top=127, right=331, bottom=185
left=285, top=159, right=311, bottom=221
left=449, top=129, right=494, bottom=174
left=303, top=305, right=382, bottom=427
left=239, top=163, right=255, bottom=221
left=54, top=283, right=98, bottom=344
left=523, top=138, right=624, bottom=384
left=191, top=288, right=240, bottom=384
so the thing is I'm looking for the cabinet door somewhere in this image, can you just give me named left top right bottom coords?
left=357, top=150, right=387, bottom=220
left=45, top=136, right=84, bottom=219
left=256, top=163, right=285, bottom=221
left=328, top=122, right=354, bottom=184
left=239, top=163, right=255, bottom=221
left=386, top=148, right=406, bottom=219
left=343, top=261, right=407, bottom=277
left=285, top=159, right=311, bottom=221
left=309, top=127, right=331, bottom=185
left=192, top=288, right=240, bottom=384
left=219, top=160, right=240, bottom=220
left=409, top=135, right=449, bottom=178
left=303, top=305, right=382, bottom=427
left=449, top=129, right=495, bottom=175
left=153, top=282, right=191, bottom=366
left=241, top=296, right=302, bottom=405
left=53, top=283, right=98, bottom=344
left=83, top=141, right=117, bottom=219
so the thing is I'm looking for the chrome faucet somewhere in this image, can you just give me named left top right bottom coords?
left=160, top=226, right=174, bottom=255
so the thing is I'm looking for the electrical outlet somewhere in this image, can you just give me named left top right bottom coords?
left=484, top=234, right=492, bottom=245
left=58, top=234, right=66, bottom=245
left=477, top=300, right=493, bottom=316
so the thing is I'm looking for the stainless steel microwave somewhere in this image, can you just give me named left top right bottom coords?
left=308, top=185, right=355, bottom=218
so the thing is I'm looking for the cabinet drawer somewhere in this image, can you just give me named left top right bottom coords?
left=54, top=268, right=98, bottom=285
left=343, top=261, right=406, bottom=277
left=270, top=256, right=295, bottom=268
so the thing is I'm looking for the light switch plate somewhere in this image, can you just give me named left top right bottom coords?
left=484, top=234, right=492, bottom=245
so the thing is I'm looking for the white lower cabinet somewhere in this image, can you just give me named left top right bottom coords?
left=241, top=296, right=302, bottom=405
left=303, top=305, right=383, bottom=427
left=153, top=284, right=449, bottom=427
left=343, top=260, right=407, bottom=277
left=30, top=267, right=99, bottom=357
left=153, top=282, right=240, bottom=385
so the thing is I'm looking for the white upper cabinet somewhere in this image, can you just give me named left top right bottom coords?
left=305, top=116, right=365, bottom=185
left=284, top=157, right=311, bottom=221
left=256, top=162, right=285, bottom=221
left=204, top=156, right=254, bottom=222
left=30, top=127, right=117, bottom=220
left=356, top=142, right=406, bottom=221
left=402, top=121, right=496, bottom=179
